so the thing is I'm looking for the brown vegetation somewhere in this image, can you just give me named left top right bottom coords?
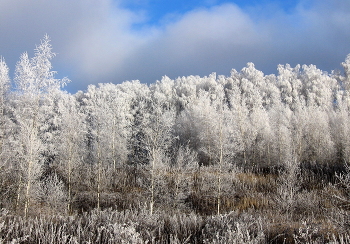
left=1, top=163, right=350, bottom=243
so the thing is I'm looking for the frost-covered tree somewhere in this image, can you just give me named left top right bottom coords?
left=36, top=173, right=67, bottom=213
left=176, top=76, right=240, bottom=214
left=0, top=57, right=10, bottom=152
left=288, top=104, right=307, bottom=165
left=328, top=55, right=350, bottom=163
left=0, top=57, right=12, bottom=209
left=105, top=84, right=134, bottom=168
left=212, top=98, right=240, bottom=215
left=303, top=107, right=335, bottom=163
left=269, top=102, right=293, bottom=165
left=342, top=54, right=350, bottom=90
left=174, top=75, right=198, bottom=111
left=145, top=84, right=177, bottom=214
left=172, top=144, right=199, bottom=208
left=226, top=70, right=256, bottom=167
left=300, top=64, right=337, bottom=109
left=331, top=92, right=350, bottom=163
left=178, top=90, right=219, bottom=165
left=83, top=83, right=134, bottom=209
left=53, top=92, right=85, bottom=213
left=13, top=52, right=44, bottom=216
left=120, top=80, right=151, bottom=166
left=277, top=64, right=303, bottom=110
left=86, top=84, right=132, bottom=164
left=0, top=58, right=10, bottom=154
left=250, top=105, right=274, bottom=166
left=83, top=85, right=109, bottom=210
left=12, top=35, right=67, bottom=216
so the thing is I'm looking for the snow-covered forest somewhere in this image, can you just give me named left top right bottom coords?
left=1, top=36, right=350, bottom=243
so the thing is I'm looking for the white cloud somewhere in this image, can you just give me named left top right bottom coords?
left=0, top=0, right=148, bottom=89
left=0, top=0, right=349, bottom=92
left=120, top=4, right=265, bottom=79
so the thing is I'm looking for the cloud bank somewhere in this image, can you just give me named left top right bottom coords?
left=0, top=0, right=349, bottom=92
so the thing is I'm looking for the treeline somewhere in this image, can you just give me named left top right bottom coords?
left=0, top=36, right=350, bottom=243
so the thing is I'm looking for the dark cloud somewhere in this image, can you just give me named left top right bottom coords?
left=0, top=0, right=349, bottom=92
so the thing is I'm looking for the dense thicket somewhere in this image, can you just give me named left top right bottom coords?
left=1, top=36, right=350, bottom=243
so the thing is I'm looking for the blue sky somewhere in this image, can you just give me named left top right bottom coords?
left=121, top=0, right=300, bottom=24
left=0, top=0, right=349, bottom=92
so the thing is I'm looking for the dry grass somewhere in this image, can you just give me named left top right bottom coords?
left=234, top=195, right=270, bottom=212
left=1, top=164, right=349, bottom=243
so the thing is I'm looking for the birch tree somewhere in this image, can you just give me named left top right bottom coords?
left=0, top=57, right=10, bottom=153
left=82, top=83, right=133, bottom=209
left=55, top=92, right=85, bottom=213
left=13, top=35, right=67, bottom=216
left=82, top=85, right=107, bottom=210
left=227, top=70, right=256, bottom=167
left=0, top=57, right=12, bottom=208
left=140, top=81, right=177, bottom=214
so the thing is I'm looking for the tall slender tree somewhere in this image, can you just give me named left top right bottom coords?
left=13, top=35, right=67, bottom=216
left=0, top=57, right=10, bottom=153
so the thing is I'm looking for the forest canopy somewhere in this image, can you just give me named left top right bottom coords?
left=1, top=36, right=349, bottom=166
left=1, top=36, right=350, bottom=243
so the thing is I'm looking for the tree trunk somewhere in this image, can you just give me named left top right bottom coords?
left=67, top=143, right=72, bottom=214
left=217, top=115, right=223, bottom=215
left=150, top=147, right=156, bottom=215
